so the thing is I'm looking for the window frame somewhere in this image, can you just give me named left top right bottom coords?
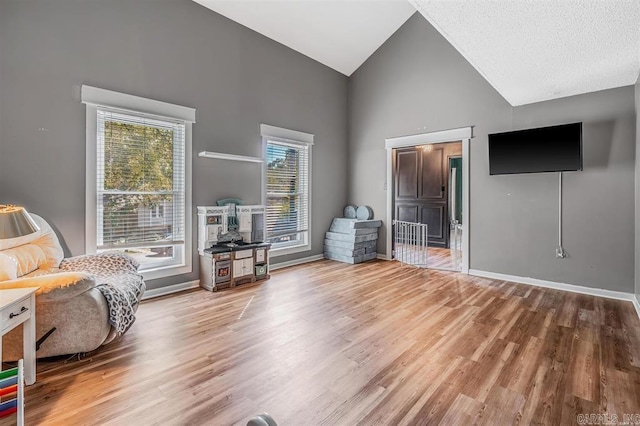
left=261, top=124, right=313, bottom=257
left=82, top=86, right=195, bottom=280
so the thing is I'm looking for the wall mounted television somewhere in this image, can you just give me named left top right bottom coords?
left=488, top=122, right=582, bottom=175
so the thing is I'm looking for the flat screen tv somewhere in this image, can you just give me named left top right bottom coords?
left=489, top=122, right=582, bottom=175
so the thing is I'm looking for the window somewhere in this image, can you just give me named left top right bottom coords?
left=83, top=86, right=195, bottom=279
left=262, top=124, right=313, bottom=255
left=150, top=205, right=164, bottom=219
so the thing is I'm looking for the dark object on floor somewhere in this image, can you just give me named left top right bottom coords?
left=247, top=413, right=277, bottom=426
left=35, top=328, right=56, bottom=351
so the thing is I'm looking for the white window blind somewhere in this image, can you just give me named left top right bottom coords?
left=266, top=139, right=310, bottom=246
left=96, top=108, right=185, bottom=267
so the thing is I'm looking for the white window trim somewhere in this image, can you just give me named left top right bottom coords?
left=261, top=124, right=313, bottom=258
left=82, top=85, right=195, bottom=280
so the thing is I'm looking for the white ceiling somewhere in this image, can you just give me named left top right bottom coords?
left=410, top=0, right=640, bottom=106
left=193, top=0, right=640, bottom=106
left=193, top=0, right=416, bottom=76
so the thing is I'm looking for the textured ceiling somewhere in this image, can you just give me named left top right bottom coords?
left=410, top=0, right=640, bottom=106
left=193, top=0, right=416, bottom=76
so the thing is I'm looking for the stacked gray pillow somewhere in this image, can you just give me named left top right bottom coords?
left=324, top=211, right=382, bottom=264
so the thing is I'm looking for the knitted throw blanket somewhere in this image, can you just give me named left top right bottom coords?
left=60, top=253, right=145, bottom=336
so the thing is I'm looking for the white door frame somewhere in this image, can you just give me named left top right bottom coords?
left=385, top=126, right=473, bottom=274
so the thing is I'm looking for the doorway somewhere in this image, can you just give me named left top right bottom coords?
left=393, top=142, right=462, bottom=271
left=447, top=156, right=463, bottom=271
left=384, top=126, right=472, bottom=273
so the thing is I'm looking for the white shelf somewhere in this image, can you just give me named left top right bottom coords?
left=198, top=151, right=263, bottom=163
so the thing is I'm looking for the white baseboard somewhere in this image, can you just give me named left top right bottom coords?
left=469, top=269, right=637, bottom=304
left=633, top=294, right=640, bottom=320
left=377, top=253, right=391, bottom=260
left=142, top=280, right=200, bottom=300
left=270, top=254, right=324, bottom=271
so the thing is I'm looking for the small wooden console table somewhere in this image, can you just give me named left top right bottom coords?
left=0, top=288, right=37, bottom=385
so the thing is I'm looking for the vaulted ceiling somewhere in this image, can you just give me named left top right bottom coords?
left=410, top=0, right=640, bottom=106
left=192, top=0, right=416, bottom=76
left=194, top=0, right=640, bottom=106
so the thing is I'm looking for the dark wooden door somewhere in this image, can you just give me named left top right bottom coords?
left=394, top=146, right=449, bottom=248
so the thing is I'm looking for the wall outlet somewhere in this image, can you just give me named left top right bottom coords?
left=555, top=247, right=567, bottom=258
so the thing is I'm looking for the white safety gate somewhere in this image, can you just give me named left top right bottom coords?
left=393, top=220, right=428, bottom=267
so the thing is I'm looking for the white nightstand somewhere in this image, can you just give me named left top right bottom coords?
left=0, top=288, right=37, bottom=385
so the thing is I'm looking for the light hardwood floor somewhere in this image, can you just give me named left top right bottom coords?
left=5, top=260, right=640, bottom=425
left=426, top=247, right=460, bottom=271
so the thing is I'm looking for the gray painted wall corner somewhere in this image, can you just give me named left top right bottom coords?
left=347, top=13, right=513, bottom=255
left=0, top=0, right=348, bottom=291
left=348, top=13, right=636, bottom=293
left=509, top=87, right=635, bottom=293
left=1, top=1, right=638, bottom=296
left=0, top=2, right=4, bottom=202
left=635, top=73, right=640, bottom=298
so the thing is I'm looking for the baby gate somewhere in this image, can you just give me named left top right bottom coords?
left=393, top=220, right=428, bottom=268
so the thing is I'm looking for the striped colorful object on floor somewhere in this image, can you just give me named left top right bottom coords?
left=0, top=360, right=24, bottom=426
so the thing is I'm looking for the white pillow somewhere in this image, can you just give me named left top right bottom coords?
left=0, top=252, right=18, bottom=281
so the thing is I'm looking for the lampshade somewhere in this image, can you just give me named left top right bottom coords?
left=0, top=205, right=40, bottom=239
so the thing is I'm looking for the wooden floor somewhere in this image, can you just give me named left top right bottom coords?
left=427, top=247, right=460, bottom=271
left=5, top=260, right=640, bottom=425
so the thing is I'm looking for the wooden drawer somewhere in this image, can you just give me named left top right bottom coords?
left=256, top=249, right=266, bottom=263
left=235, top=249, right=253, bottom=259
left=2, top=297, right=31, bottom=333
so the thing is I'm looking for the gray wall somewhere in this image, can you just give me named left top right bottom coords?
left=348, top=13, right=513, bottom=254
left=349, top=13, right=636, bottom=293
left=507, top=89, right=634, bottom=292
left=0, top=0, right=348, bottom=290
left=1, top=3, right=636, bottom=294
left=636, top=74, right=640, bottom=298
left=0, top=2, right=3, bottom=202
